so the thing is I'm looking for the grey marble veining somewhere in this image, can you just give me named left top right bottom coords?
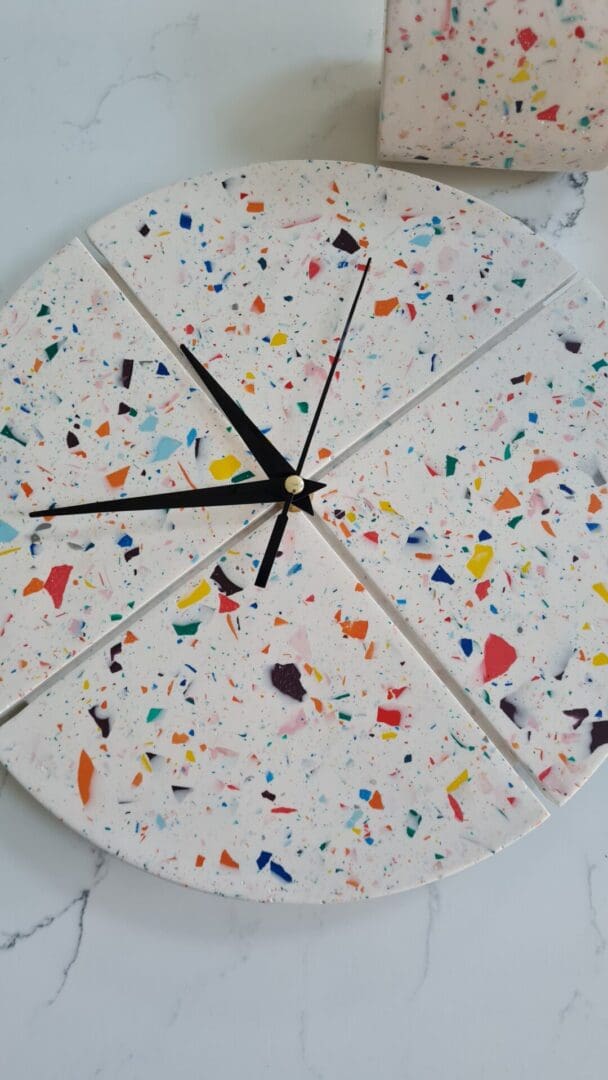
left=0, top=2, right=606, bottom=1078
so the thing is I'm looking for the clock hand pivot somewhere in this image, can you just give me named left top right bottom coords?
left=284, top=475, right=305, bottom=496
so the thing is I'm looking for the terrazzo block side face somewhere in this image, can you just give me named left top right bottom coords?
left=0, top=520, right=545, bottom=902
left=380, top=0, right=608, bottom=171
left=323, top=280, right=608, bottom=802
left=0, top=240, right=266, bottom=711
left=89, top=160, right=570, bottom=469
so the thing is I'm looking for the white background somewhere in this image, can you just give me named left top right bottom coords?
left=1, top=3, right=607, bottom=1078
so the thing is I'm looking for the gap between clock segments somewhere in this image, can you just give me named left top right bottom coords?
left=309, top=512, right=556, bottom=815
left=0, top=500, right=278, bottom=731
left=310, top=270, right=579, bottom=486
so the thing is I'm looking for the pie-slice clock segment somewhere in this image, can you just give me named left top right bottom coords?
left=0, top=240, right=273, bottom=713
left=88, top=161, right=571, bottom=470
left=0, top=519, right=546, bottom=901
left=322, top=278, right=608, bottom=804
left=0, top=160, right=602, bottom=901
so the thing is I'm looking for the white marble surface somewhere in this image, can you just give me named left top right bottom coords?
left=0, top=2, right=606, bottom=1077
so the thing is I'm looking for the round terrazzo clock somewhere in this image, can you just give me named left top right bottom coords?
left=1, top=160, right=606, bottom=902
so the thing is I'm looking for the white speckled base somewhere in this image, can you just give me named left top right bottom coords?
left=380, top=0, right=608, bottom=171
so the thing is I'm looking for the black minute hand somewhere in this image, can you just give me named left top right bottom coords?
left=179, top=344, right=314, bottom=516
left=255, top=258, right=372, bottom=588
left=30, top=477, right=325, bottom=518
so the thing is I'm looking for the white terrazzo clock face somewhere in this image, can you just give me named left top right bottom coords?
left=0, top=160, right=605, bottom=902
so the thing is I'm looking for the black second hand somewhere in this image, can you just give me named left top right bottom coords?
left=255, top=257, right=372, bottom=588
